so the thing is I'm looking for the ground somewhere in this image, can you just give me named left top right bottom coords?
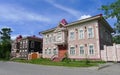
left=0, top=61, right=120, bottom=75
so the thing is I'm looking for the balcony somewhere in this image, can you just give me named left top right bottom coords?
left=53, top=29, right=67, bottom=45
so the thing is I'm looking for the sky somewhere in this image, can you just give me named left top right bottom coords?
left=0, top=0, right=117, bottom=39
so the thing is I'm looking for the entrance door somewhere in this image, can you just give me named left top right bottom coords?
left=58, top=45, right=67, bottom=58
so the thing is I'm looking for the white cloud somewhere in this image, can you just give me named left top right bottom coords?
left=11, top=35, right=18, bottom=40
left=78, top=15, right=91, bottom=20
left=0, top=4, right=50, bottom=22
left=45, top=0, right=82, bottom=18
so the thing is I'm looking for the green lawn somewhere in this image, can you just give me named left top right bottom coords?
left=11, top=58, right=106, bottom=67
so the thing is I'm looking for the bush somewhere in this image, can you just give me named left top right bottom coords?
left=62, top=57, right=71, bottom=63
left=62, top=53, right=71, bottom=63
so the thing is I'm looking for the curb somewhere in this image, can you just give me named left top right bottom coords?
left=97, top=63, right=114, bottom=70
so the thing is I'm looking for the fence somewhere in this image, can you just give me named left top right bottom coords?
left=28, top=52, right=42, bottom=60
left=101, top=43, right=120, bottom=62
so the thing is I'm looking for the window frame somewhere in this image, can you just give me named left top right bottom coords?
left=69, top=46, right=76, bottom=55
left=88, top=44, right=94, bottom=55
left=30, top=41, right=34, bottom=48
left=87, top=27, right=94, bottom=38
left=79, top=29, right=84, bottom=39
left=69, top=30, right=75, bottom=40
left=48, top=48, right=52, bottom=55
left=79, top=45, right=84, bottom=55
left=56, top=32, right=62, bottom=42
left=53, top=48, right=58, bottom=55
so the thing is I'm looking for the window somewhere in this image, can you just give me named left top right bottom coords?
left=79, top=29, right=84, bottom=39
left=23, top=40, right=26, bottom=48
left=48, top=49, right=51, bottom=55
left=80, top=45, right=84, bottom=55
left=88, top=27, right=94, bottom=38
left=31, top=41, right=34, bottom=48
left=56, top=32, right=62, bottom=41
left=24, top=55, right=27, bottom=57
left=20, top=41, right=22, bottom=48
left=89, top=45, right=94, bottom=55
left=31, top=50, right=34, bottom=52
left=70, top=47, right=75, bottom=55
left=24, top=40, right=27, bottom=48
left=70, top=31, right=75, bottom=40
left=53, top=48, right=58, bottom=55
left=25, top=50, right=27, bottom=52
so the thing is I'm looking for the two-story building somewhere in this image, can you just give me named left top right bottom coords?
left=11, top=35, right=42, bottom=59
left=40, top=14, right=113, bottom=61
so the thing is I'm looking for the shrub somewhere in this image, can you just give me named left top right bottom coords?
left=62, top=53, right=71, bottom=63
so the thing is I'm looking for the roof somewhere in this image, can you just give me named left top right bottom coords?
left=16, top=35, right=42, bottom=42
left=39, top=27, right=56, bottom=34
left=40, top=14, right=113, bottom=34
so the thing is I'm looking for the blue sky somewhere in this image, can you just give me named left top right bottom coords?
left=0, top=0, right=116, bottom=39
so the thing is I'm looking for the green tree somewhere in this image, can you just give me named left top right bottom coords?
left=0, top=28, right=12, bottom=60
left=100, top=0, right=120, bottom=33
left=100, top=0, right=120, bottom=43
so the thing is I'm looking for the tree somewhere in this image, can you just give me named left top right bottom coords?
left=100, top=0, right=120, bottom=33
left=0, top=28, right=12, bottom=60
left=100, top=0, right=120, bottom=43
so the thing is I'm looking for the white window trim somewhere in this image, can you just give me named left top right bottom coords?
left=87, top=26, right=94, bottom=39
left=79, top=45, right=85, bottom=55
left=53, top=48, right=58, bottom=55
left=88, top=44, right=94, bottom=55
left=48, top=48, right=52, bottom=55
left=56, top=32, right=62, bottom=42
left=69, top=30, right=75, bottom=40
left=79, top=28, right=84, bottom=39
left=69, top=45, right=76, bottom=55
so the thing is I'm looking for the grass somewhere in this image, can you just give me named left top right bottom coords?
left=11, top=58, right=106, bottom=67
left=0, top=58, right=9, bottom=61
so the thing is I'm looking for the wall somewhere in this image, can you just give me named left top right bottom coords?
left=67, top=20, right=101, bottom=59
left=98, top=21, right=113, bottom=50
left=101, top=43, right=120, bottom=61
